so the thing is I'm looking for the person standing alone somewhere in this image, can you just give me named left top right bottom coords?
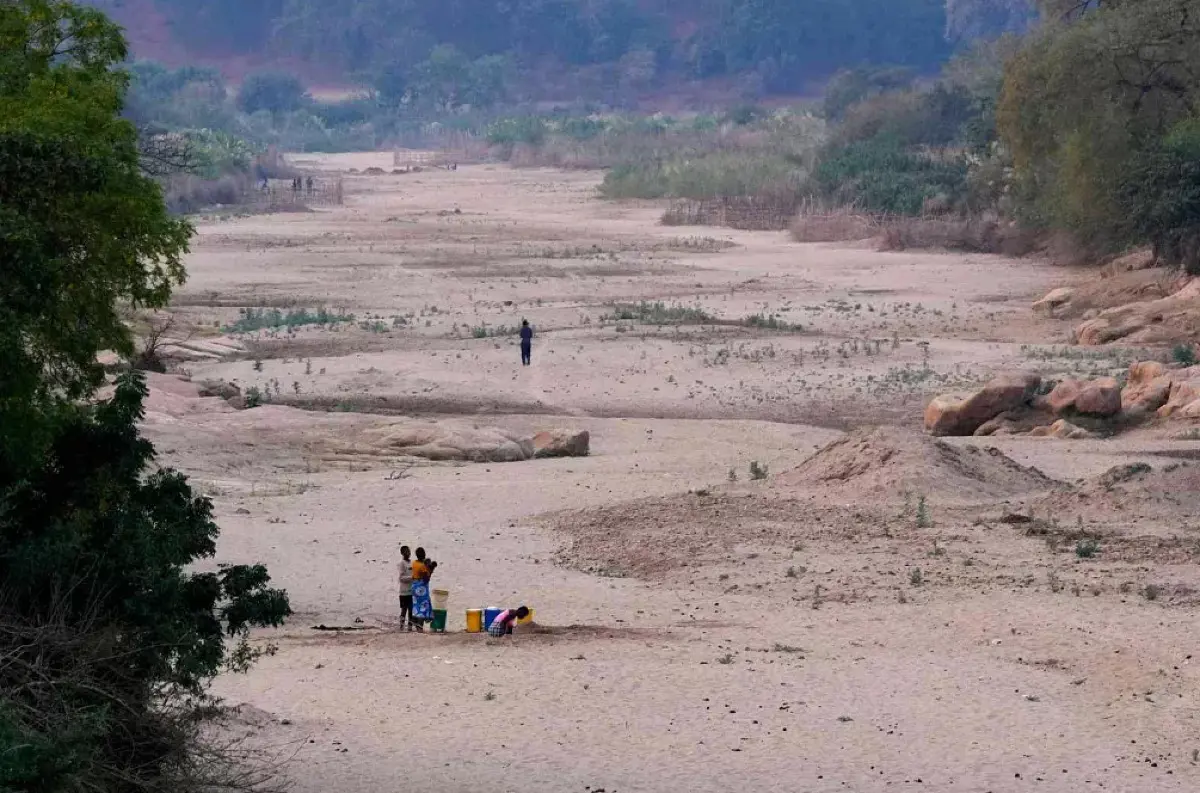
left=519, top=320, right=533, bottom=366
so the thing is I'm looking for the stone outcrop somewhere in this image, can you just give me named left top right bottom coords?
left=1075, top=377, right=1122, bottom=417
left=924, top=373, right=1041, bottom=437
left=531, top=429, right=591, bottom=458
left=1073, top=278, right=1200, bottom=346
left=1032, top=287, right=1075, bottom=317
left=1122, top=361, right=1173, bottom=416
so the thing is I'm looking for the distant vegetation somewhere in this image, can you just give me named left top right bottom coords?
left=106, top=0, right=1200, bottom=270
left=94, top=1, right=1027, bottom=97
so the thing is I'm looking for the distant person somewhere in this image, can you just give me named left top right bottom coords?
left=488, top=606, right=531, bottom=638
left=306, top=176, right=314, bottom=196
left=397, top=545, right=414, bottom=631
left=409, top=547, right=433, bottom=631
left=519, top=320, right=533, bottom=366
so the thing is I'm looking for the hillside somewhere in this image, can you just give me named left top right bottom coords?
left=89, top=0, right=1034, bottom=94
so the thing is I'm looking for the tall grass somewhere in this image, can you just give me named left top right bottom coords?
left=489, top=111, right=826, bottom=204
left=601, top=151, right=805, bottom=200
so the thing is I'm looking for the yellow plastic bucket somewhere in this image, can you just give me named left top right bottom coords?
left=517, top=608, right=535, bottom=625
left=431, top=589, right=450, bottom=611
left=465, top=609, right=483, bottom=633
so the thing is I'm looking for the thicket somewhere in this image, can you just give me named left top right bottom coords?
left=998, top=0, right=1200, bottom=267
left=0, top=3, right=291, bottom=790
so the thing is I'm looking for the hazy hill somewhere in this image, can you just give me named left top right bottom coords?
left=89, top=0, right=1033, bottom=95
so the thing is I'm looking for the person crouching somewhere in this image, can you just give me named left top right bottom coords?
left=487, top=606, right=530, bottom=638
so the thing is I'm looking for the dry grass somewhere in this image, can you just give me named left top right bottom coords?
left=662, top=193, right=800, bottom=231
left=878, top=216, right=1038, bottom=255
left=790, top=207, right=885, bottom=243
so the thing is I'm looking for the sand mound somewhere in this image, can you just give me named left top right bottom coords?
left=775, top=426, right=1057, bottom=504
left=1030, top=460, right=1200, bottom=525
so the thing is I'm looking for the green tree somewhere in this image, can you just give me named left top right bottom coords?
left=0, top=0, right=193, bottom=468
left=0, top=3, right=291, bottom=789
left=998, top=0, right=1200, bottom=251
left=1120, top=119, right=1200, bottom=273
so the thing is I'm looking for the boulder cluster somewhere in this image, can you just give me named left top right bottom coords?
left=925, top=362, right=1200, bottom=439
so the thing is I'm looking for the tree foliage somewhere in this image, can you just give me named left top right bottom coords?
left=0, top=3, right=291, bottom=790
left=997, top=0, right=1200, bottom=252
left=0, top=374, right=291, bottom=791
left=0, top=0, right=192, bottom=467
left=237, top=71, right=310, bottom=115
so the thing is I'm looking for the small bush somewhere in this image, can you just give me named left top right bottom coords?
left=1075, top=537, right=1101, bottom=559
left=1172, top=344, right=1197, bottom=366
left=909, top=567, right=924, bottom=586
left=915, top=495, right=932, bottom=528
left=244, top=386, right=265, bottom=408
left=749, top=461, right=769, bottom=480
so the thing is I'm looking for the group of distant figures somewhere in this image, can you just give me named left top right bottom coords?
left=258, top=175, right=315, bottom=195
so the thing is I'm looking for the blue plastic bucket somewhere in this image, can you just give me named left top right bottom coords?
left=483, top=607, right=503, bottom=630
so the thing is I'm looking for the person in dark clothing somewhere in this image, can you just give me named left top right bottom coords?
left=519, top=320, right=533, bottom=366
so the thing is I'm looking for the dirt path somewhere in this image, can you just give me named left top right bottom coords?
left=150, top=155, right=1200, bottom=792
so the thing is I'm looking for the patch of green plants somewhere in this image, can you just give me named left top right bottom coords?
left=916, top=495, right=932, bottom=528
left=743, top=313, right=803, bottom=332
left=1173, top=344, right=1197, bottom=366
left=604, top=301, right=713, bottom=325
left=1075, top=537, right=1101, bottom=559
left=225, top=306, right=355, bottom=333
left=749, top=461, right=769, bottom=480
left=244, top=386, right=265, bottom=408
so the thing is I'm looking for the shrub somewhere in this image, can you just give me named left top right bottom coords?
left=237, top=72, right=310, bottom=115
left=0, top=374, right=290, bottom=790
left=812, top=138, right=969, bottom=216
left=1173, top=343, right=1197, bottom=366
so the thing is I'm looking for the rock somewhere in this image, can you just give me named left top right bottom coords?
left=1045, top=379, right=1083, bottom=414
left=925, top=373, right=1041, bottom=436
left=924, top=393, right=969, bottom=436
left=1074, top=277, right=1200, bottom=346
left=1158, top=370, right=1200, bottom=418
left=531, top=429, right=590, bottom=458
left=1033, top=419, right=1094, bottom=440
left=348, top=422, right=534, bottom=463
left=1032, top=287, right=1075, bottom=316
left=974, top=412, right=1014, bottom=437
left=1122, top=361, right=1172, bottom=416
left=1074, top=377, right=1122, bottom=417
left=196, top=379, right=242, bottom=401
